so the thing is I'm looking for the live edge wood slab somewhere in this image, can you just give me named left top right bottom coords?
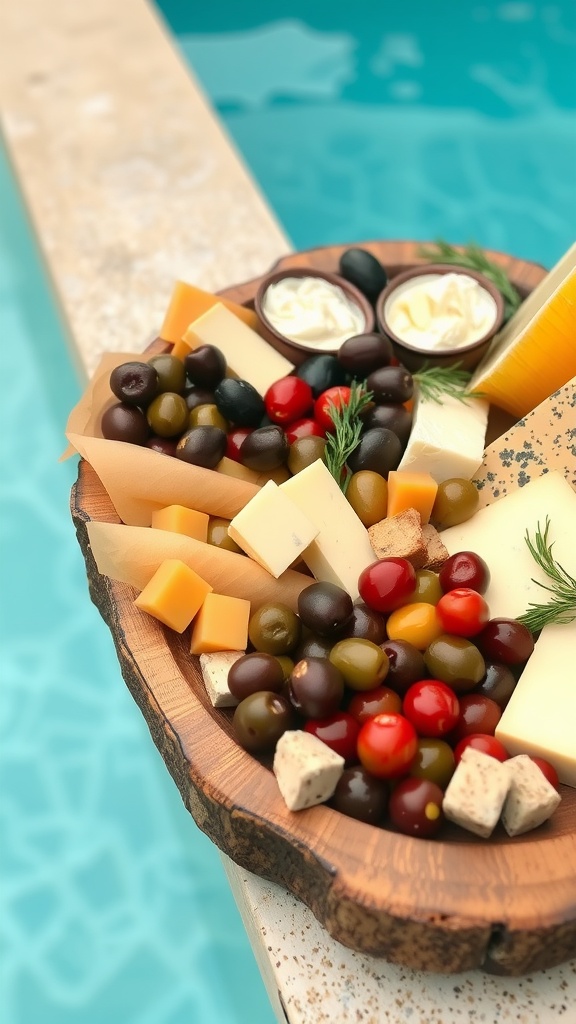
left=70, top=241, right=576, bottom=976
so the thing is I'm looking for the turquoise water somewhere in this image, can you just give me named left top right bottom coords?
left=0, top=146, right=274, bottom=1023
left=164, top=0, right=576, bottom=268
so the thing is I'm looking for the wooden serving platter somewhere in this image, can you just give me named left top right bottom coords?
left=70, top=241, right=576, bottom=976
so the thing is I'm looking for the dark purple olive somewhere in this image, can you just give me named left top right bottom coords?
left=338, top=333, right=393, bottom=376
left=184, top=344, right=227, bottom=388
left=101, top=402, right=150, bottom=445
left=295, top=355, right=347, bottom=397
left=474, top=661, right=518, bottom=708
left=346, top=427, right=403, bottom=476
left=338, top=248, right=388, bottom=302
left=145, top=436, right=178, bottom=457
left=109, top=361, right=159, bottom=406
left=297, top=582, right=353, bottom=637
left=366, top=365, right=414, bottom=404
left=228, top=652, right=285, bottom=701
left=338, top=603, right=387, bottom=644
left=232, top=691, right=294, bottom=753
left=380, top=640, right=427, bottom=695
left=331, top=766, right=389, bottom=824
left=175, top=425, right=227, bottom=468
left=240, top=425, right=289, bottom=470
left=214, top=378, right=265, bottom=426
left=388, top=778, right=444, bottom=837
left=183, top=385, right=216, bottom=412
left=362, top=403, right=413, bottom=446
left=289, top=658, right=345, bottom=718
left=293, top=635, right=333, bottom=661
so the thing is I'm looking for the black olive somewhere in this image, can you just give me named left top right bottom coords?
left=346, top=427, right=403, bottom=476
left=298, top=582, right=354, bottom=637
left=109, top=361, right=159, bottom=406
left=214, top=378, right=265, bottom=426
left=240, top=425, right=289, bottom=471
left=362, top=403, right=413, bottom=446
left=366, top=365, right=414, bottom=404
left=338, top=333, right=393, bottom=377
left=183, top=385, right=216, bottom=412
left=101, top=402, right=150, bottom=445
left=295, top=354, right=347, bottom=397
left=338, top=248, right=388, bottom=302
left=175, top=425, right=227, bottom=468
left=184, top=345, right=227, bottom=388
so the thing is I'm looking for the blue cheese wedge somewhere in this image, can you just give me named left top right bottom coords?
left=442, top=747, right=511, bottom=838
left=273, top=730, right=345, bottom=811
left=397, top=393, right=489, bottom=484
left=199, top=651, right=244, bottom=708
left=228, top=480, right=319, bottom=578
left=501, top=755, right=561, bottom=837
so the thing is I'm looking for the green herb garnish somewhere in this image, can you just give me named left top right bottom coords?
left=417, top=239, right=522, bottom=321
left=413, top=363, right=486, bottom=405
left=517, top=518, right=576, bottom=632
left=324, top=382, right=373, bottom=493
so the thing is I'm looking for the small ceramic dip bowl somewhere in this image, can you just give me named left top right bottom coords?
left=375, top=263, right=505, bottom=372
left=254, top=267, right=375, bottom=362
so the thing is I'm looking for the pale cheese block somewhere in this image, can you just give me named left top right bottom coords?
left=280, top=459, right=376, bottom=600
left=228, top=480, right=319, bottom=578
left=500, top=755, right=561, bottom=836
left=496, top=622, right=576, bottom=788
left=183, top=302, right=294, bottom=396
left=199, top=652, right=244, bottom=708
left=442, top=747, right=511, bottom=838
left=440, top=470, right=576, bottom=619
left=273, top=730, right=345, bottom=811
left=397, top=393, right=489, bottom=484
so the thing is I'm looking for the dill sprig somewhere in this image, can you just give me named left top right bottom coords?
left=413, top=363, right=486, bottom=405
left=324, top=381, right=373, bottom=493
left=418, top=239, right=522, bottom=321
left=517, top=518, right=576, bottom=632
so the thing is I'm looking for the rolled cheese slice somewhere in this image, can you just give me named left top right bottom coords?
left=86, top=521, right=312, bottom=611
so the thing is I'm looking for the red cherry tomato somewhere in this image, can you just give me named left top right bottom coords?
left=402, top=679, right=460, bottom=738
left=357, top=712, right=418, bottom=779
left=530, top=756, right=560, bottom=791
left=284, top=417, right=326, bottom=444
left=314, top=386, right=352, bottom=431
left=226, top=427, right=252, bottom=462
left=436, top=588, right=490, bottom=637
left=453, top=733, right=509, bottom=764
left=304, top=712, right=360, bottom=765
left=347, top=685, right=402, bottom=724
left=265, top=376, right=313, bottom=425
left=358, top=557, right=417, bottom=614
left=439, top=551, right=491, bottom=595
left=453, top=694, right=502, bottom=740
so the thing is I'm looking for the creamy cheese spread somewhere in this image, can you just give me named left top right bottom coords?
left=261, top=275, right=366, bottom=350
left=385, top=272, right=498, bottom=350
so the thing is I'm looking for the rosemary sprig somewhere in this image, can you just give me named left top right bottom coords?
left=517, top=518, right=576, bottom=632
left=324, top=381, right=373, bottom=493
left=413, top=363, right=486, bottom=405
left=417, top=239, right=522, bottom=321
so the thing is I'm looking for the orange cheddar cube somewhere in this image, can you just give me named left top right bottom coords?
left=170, top=336, right=193, bottom=361
left=135, top=558, right=212, bottom=632
left=190, top=593, right=251, bottom=655
left=160, top=280, right=261, bottom=344
left=386, top=471, right=438, bottom=525
left=151, top=504, right=209, bottom=542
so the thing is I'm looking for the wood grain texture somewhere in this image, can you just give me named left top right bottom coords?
left=70, top=241, right=576, bottom=975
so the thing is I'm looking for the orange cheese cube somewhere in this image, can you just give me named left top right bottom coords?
left=135, top=558, right=212, bottom=632
left=151, top=504, right=209, bottom=542
left=160, top=280, right=261, bottom=344
left=170, top=336, right=193, bottom=361
left=190, top=593, right=251, bottom=655
left=386, top=471, right=438, bottom=525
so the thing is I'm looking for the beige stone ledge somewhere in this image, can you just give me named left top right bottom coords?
left=0, top=0, right=290, bottom=380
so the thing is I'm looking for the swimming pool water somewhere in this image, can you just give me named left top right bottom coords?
left=0, top=145, right=275, bottom=1024
left=162, top=0, right=576, bottom=268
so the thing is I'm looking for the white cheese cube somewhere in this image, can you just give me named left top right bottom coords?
left=228, top=480, right=319, bottom=578
left=199, top=651, right=244, bottom=708
left=442, top=747, right=511, bottom=838
left=280, top=459, right=376, bottom=599
left=500, top=755, right=561, bottom=837
left=397, top=393, right=489, bottom=484
left=273, top=730, right=345, bottom=811
left=184, top=302, right=293, bottom=396
left=496, top=621, right=576, bottom=788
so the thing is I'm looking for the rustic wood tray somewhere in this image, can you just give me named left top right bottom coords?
left=70, top=241, right=576, bottom=976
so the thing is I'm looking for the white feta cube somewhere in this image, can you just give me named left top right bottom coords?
left=501, top=755, right=561, bottom=837
left=273, top=730, right=344, bottom=811
left=199, top=651, right=244, bottom=707
left=442, top=747, right=511, bottom=838
left=228, top=480, right=319, bottom=578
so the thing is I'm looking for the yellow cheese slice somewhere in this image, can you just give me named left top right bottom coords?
left=470, top=242, right=576, bottom=418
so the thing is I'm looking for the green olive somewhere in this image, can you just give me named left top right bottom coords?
left=188, top=403, right=229, bottom=431
left=345, top=470, right=388, bottom=526
left=329, top=638, right=389, bottom=691
left=148, top=354, right=186, bottom=394
left=146, top=392, right=189, bottom=437
left=287, top=436, right=327, bottom=475
left=424, top=635, right=485, bottom=693
left=273, top=656, right=295, bottom=682
left=406, top=570, right=443, bottom=606
left=207, top=517, right=242, bottom=553
left=410, top=739, right=455, bottom=789
left=431, top=478, right=480, bottom=528
left=248, top=603, right=302, bottom=655
left=232, top=691, right=294, bottom=753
